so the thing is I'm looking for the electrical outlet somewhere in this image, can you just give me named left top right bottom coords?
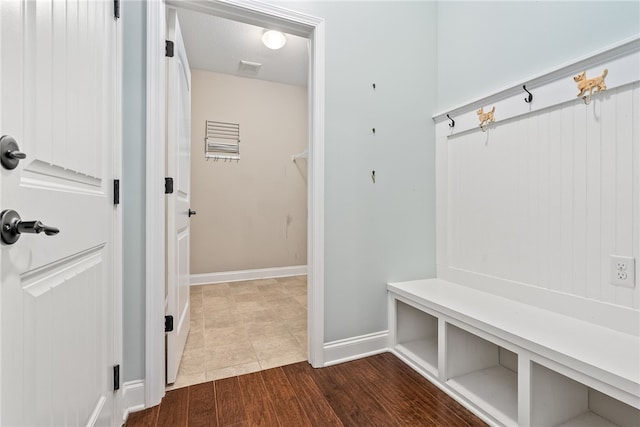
left=615, top=261, right=629, bottom=271
left=610, top=255, right=635, bottom=288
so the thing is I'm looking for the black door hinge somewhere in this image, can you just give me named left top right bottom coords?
left=114, top=0, right=120, bottom=20
left=165, top=177, right=174, bottom=194
left=165, top=315, right=174, bottom=332
left=113, top=365, right=120, bottom=391
left=113, top=179, right=120, bottom=205
left=166, top=40, right=174, bottom=58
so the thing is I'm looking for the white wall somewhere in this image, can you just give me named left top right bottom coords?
left=189, top=70, right=308, bottom=274
left=437, top=1, right=640, bottom=111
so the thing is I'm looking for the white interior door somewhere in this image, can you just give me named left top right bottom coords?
left=0, top=1, right=120, bottom=426
left=166, top=8, right=192, bottom=385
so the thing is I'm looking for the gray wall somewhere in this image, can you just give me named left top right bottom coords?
left=122, top=0, right=146, bottom=383
left=274, top=0, right=439, bottom=342
left=436, top=1, right=640, bottom=111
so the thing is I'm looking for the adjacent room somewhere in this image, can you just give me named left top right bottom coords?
left=169, top=7, right=310, bottom=388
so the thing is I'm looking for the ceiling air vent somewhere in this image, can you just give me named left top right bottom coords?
left=238, top=60, right=262, bottom=75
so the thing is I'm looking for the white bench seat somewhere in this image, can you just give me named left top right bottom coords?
left=387, top=278, right=640, bottom=426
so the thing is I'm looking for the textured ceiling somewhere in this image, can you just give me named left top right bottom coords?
left=176, top=8, right=309, bottom=87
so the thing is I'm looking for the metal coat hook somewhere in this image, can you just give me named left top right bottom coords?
left=371, top=170, right=376, bottom=184
left=523, top=85, right=533, bottom=103
left=446, top=114, right=455, bottom=128
left=372, top=128, right=376, bottom=135
left=372, top=83, right=376, bottom=90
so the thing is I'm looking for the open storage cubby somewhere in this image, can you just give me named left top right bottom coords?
left=388, top=279, right=640, bottom=427
left=446, top=324, right=518, bottom=426
left=395, top=300, right=438, bottom=375
left=531, top=363, right=640, bottom=427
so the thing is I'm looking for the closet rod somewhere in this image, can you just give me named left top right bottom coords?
left=292, top=149, right=308, bottom=162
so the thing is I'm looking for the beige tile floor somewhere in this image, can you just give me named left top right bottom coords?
left=167, top=275, right=307, bottom=390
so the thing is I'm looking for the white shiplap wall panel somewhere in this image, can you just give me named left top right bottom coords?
left=633, top=84, right=640, bottom=310
left=547, top=108, right=563, bottom=294
left=559, top=104, right=575, bottom=297
left=609, top=91, right=638, bottom=308
left=434, top=38, right=640, bottom=335
left=572, top=101, right=588, bottom=300
left=538, top=111, right=550, bottom=291
left=600, top=89, right=618, bottom=306
left=615, top=88, right=636, bottom=309
left=585, top=96, right=602, bottom=302
left=445, top=83, right=639, bottom=312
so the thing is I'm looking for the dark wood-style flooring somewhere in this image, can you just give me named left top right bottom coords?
left=125, top=352, right=487, bottom=427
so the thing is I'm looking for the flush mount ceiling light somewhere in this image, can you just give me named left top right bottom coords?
left=262, top=30, right=286, bottom=50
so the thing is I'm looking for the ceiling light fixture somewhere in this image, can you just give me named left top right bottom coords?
left=262, top=30, right=286, bottom=50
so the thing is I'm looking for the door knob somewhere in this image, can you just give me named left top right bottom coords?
left=1, top=135, right=27, bottom=170
left=188, top=209, right=196, bottom=217
left=0, top=209, right=60, bottom=245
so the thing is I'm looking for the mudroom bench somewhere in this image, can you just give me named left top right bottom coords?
left=387, top=279, right=640, bottom=427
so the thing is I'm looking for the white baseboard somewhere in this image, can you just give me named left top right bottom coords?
left=121, top=380, right=146, bottom=424
left=190, top=265, right=307, bottom=285
left=323, top=330, right=389, bottom=367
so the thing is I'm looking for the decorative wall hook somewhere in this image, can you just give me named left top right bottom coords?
left=371, top=170, right=376, bottom=184
left=476, top=106, right=495, bottom=132
left=574, top=68, right=607, bottom=105
left=523, top=85, right=533, bottom=103
left=447, top=114, right=455, bottom=128
left=372, top=83, right=376, bottom=90
left=372, top=128, right=376, bottom=135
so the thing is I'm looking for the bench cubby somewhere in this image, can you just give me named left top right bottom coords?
left=395, top=299, right=438, bottom=375
left=387, top=278, right=640, bottom=427
left=446, top=324, right=518, bottom=426
left=531, top=362, right=640, bottom=427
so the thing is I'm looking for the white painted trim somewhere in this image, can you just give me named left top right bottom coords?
left=166, top=0, right=320, bottom=37
left=323, top=331, right=389, bottom=367
left=190, top=265, right=307, bottom=285
left=86, top=397, right=107, bottom=427
left=121, top=380, right=146, bottom=425
left=307, top=17, right=326, bottom=370
left=146, top=0, right=326, bottom=405
left=113, top=10, right=124, bottom=423
left=145, top=0, right=166, bottom=409
left=434, top=35, right=640, bottom=134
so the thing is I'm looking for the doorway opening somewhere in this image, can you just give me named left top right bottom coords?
left=146, top=0, right=325, bottom=405
left=169, top=6, right=309, bottom=388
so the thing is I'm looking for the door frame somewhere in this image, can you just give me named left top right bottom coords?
left=145, top=0, right=325, bottom=406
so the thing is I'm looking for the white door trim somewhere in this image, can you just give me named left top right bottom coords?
left=145, top=0, right=167, bottom=408
left=146, top=0, right=325, bottom=406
